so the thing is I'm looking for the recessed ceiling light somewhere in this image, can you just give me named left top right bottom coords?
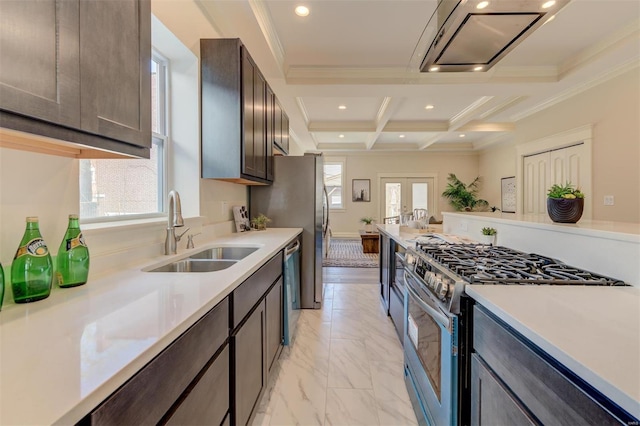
left=473, top=66, right=484, bottom=71
left=339, top=134, right=345, bottom=138
left=399, top=134, right=405, bottom=138
left=429, top=66, right=440, bottom=72
left=476, top=1, right=489, bottom=10
left=459, top=134, right=466, bottom=138
left=338, top=105, right=347, bottom=110
left=542, top=1, right=555, bottom=9
left=425, top=105, right=434, bottom=110
left=295, top=5, right=309, bottom=16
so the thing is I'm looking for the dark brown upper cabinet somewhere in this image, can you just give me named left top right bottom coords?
left=0, top=0, right=151, bottom=159
left=200, top=38, right=288, bottom=185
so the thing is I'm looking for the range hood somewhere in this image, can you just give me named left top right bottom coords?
left=420, top=0, right=570, bottom=73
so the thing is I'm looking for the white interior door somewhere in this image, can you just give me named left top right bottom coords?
left=523, top=143, right=589, bottom=217
left=380, top=177, right=434, bottom=221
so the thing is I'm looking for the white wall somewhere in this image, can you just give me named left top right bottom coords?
left=326, top=151, right=480, bottom=236
left=479, top=66, right=640, bottom=223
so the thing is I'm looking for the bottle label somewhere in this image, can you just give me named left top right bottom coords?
left=15, top=238, right=49, bottom=258
left=66, top=233, right=87, bottom=251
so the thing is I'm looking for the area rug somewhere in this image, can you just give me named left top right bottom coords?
left=323, top=238, right=379, bottom=268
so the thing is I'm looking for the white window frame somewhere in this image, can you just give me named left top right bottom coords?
left=79, top=51, right=169, bottom=224
left=324, top=158, right=346, bottom=211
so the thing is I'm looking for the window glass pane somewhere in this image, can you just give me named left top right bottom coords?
left=412, top=183, right=428, bottom=211
left=151, top=59, right=160, bottom=134
left=324, top=162, right=343, bottom=209
left=80, top=140, right=163, bottom=218
left=385, top=183, right=402, bottom=217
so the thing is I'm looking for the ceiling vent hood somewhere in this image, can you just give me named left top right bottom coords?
left=419, top=0, right=570, bottom=73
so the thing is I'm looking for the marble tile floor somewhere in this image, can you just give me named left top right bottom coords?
left=252, top=269, right=418, bottom=426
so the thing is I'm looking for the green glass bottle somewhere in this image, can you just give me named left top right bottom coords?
left=11, top=217, right=53, bottom=303
left=56, top=214, right=90, bottom=288
left=0, top=262, right=5, bottom=311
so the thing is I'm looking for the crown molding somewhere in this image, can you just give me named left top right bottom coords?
left=295, top=97, right=310, bottom=125
left=511, top=59, right=640, bottom=122
left=248, top=0, right=286, bottom=74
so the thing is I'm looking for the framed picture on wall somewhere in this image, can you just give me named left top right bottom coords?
left=501, top=176, right=516, bottom=213
left=352, top=179, right=371, bottom=202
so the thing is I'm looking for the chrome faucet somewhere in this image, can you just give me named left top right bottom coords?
left=165, top=190, right=189, bottom=255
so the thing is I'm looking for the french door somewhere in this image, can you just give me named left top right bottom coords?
left=380, top=176, right=435, bottom=221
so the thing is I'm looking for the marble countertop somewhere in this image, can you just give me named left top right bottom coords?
left=376, top=224, right=471, bottom=249
left=466, top=285, right=640, bottom=419
left=0, top=228, right=301, bottom=425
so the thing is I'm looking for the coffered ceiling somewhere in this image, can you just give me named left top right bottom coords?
left=191, top=0, right=640, bottom=153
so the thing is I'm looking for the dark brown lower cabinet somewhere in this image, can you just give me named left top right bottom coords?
left=233, top=300, right=266, bottom=426
left=87, top=298, right=229, bottom=425
left=470, top=353, right=537, bottom=426
left=165, top=345, right=230, bottom=426
left=266, top=277, right=283, bottom=372
left=472, top=305, right=630, bottom=426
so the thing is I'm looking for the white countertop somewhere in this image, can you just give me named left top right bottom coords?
left=465, top=285, right=640, bottom=419
left=0, top=228, right=301, bottom=425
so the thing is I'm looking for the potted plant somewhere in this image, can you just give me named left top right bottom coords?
left=480, top=227, right=497, bottom=245
left=360, top=217, right=375, bottom=233
left=547, top=183, right=585, bottom=223
left=251, top=213, right=271, bottom=231
left=441, top=173, right=489, bottom=212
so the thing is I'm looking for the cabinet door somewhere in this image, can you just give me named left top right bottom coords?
left=165, top=345, right=230, bottom=426
left=281, top=111, right=289, bottom=153
left=471, top=354, right=538, bottom=426
left=265, top=85, right=274, bottom=181
left=242, top=50, right=257, bottom=177
left=266, top=278, right=283, bottom=372
left=253, top=69, right=267, bottom=179
left=274, top=98, right=283, bottom=150
left=79, top=0, right=151, bottom=148
left=233, top=301, right=266, bottom=426
left=0, top=0, right=80, bottom=128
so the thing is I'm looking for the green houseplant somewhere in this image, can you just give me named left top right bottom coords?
left=251, top=213, right=271, bottom=231
left=360, top=217, right=375, bottom=233
left=547, top=183, right=585, bottom=223
left=442, top=174, right=489, bottom=212
left=480, top=227, right=497, bottom=245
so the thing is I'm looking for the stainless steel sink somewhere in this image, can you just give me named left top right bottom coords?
left=147, top=259, right=237, bottom=273
left=189, top=246, right=258, bottom=260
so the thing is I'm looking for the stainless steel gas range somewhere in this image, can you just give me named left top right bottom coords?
left=402, top=236, right=628, bottom=426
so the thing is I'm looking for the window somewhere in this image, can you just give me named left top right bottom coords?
left=324, top=160, right=344, bottom=209
left=79, top=53, right=168, bottom=221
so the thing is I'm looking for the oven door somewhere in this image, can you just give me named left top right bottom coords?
left=404, top=269, right=458, bottom=426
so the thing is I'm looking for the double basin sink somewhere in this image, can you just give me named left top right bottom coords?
left=146, top=246, right=259, bottom=273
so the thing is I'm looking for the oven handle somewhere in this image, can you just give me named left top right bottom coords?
left=404, top=271, right=454, bottom=333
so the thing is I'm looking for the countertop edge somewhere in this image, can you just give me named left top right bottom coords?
left=465, top=285, right=640, bottom=420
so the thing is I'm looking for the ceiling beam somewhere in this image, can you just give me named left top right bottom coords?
left=308, top=121, right=376, bottom=132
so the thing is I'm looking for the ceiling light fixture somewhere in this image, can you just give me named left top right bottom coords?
left=425, top=105, right=434, bottom=110
left=338, top=105, right=346, bottom=110
left=542, top=1, right=555, bottom=9
left=399, top=135, right=405, bottom=138
left=339, top=134, right=344, bottom=138
left=429, top=66, right=440, bottom=72
left=473, top=66, right=484, bottom=71
left=459, top=134, right=466, bottom=138
left=476, top=1, right=489, bottom=10
left=294, top=5, right=309, bottom=16
left=544, top=15, right=556, bottom=24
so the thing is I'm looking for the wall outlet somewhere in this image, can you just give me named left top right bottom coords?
left=604, top=195, right=614, bottom=206
left=460, top=220, right=468, bottom=231
left=221, top=201, right=229, bottom=216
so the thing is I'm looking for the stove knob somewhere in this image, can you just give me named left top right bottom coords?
left=436, top=281, right=449, bottom=300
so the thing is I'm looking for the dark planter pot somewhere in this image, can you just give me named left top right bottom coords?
left=547, top=197, right=584, bottom=223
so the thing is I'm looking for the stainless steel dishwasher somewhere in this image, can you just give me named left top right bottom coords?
left=283, top=237, right=301, bottom=345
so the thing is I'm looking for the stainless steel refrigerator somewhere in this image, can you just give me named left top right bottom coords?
left=250, top=153, right=329, bottom=309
